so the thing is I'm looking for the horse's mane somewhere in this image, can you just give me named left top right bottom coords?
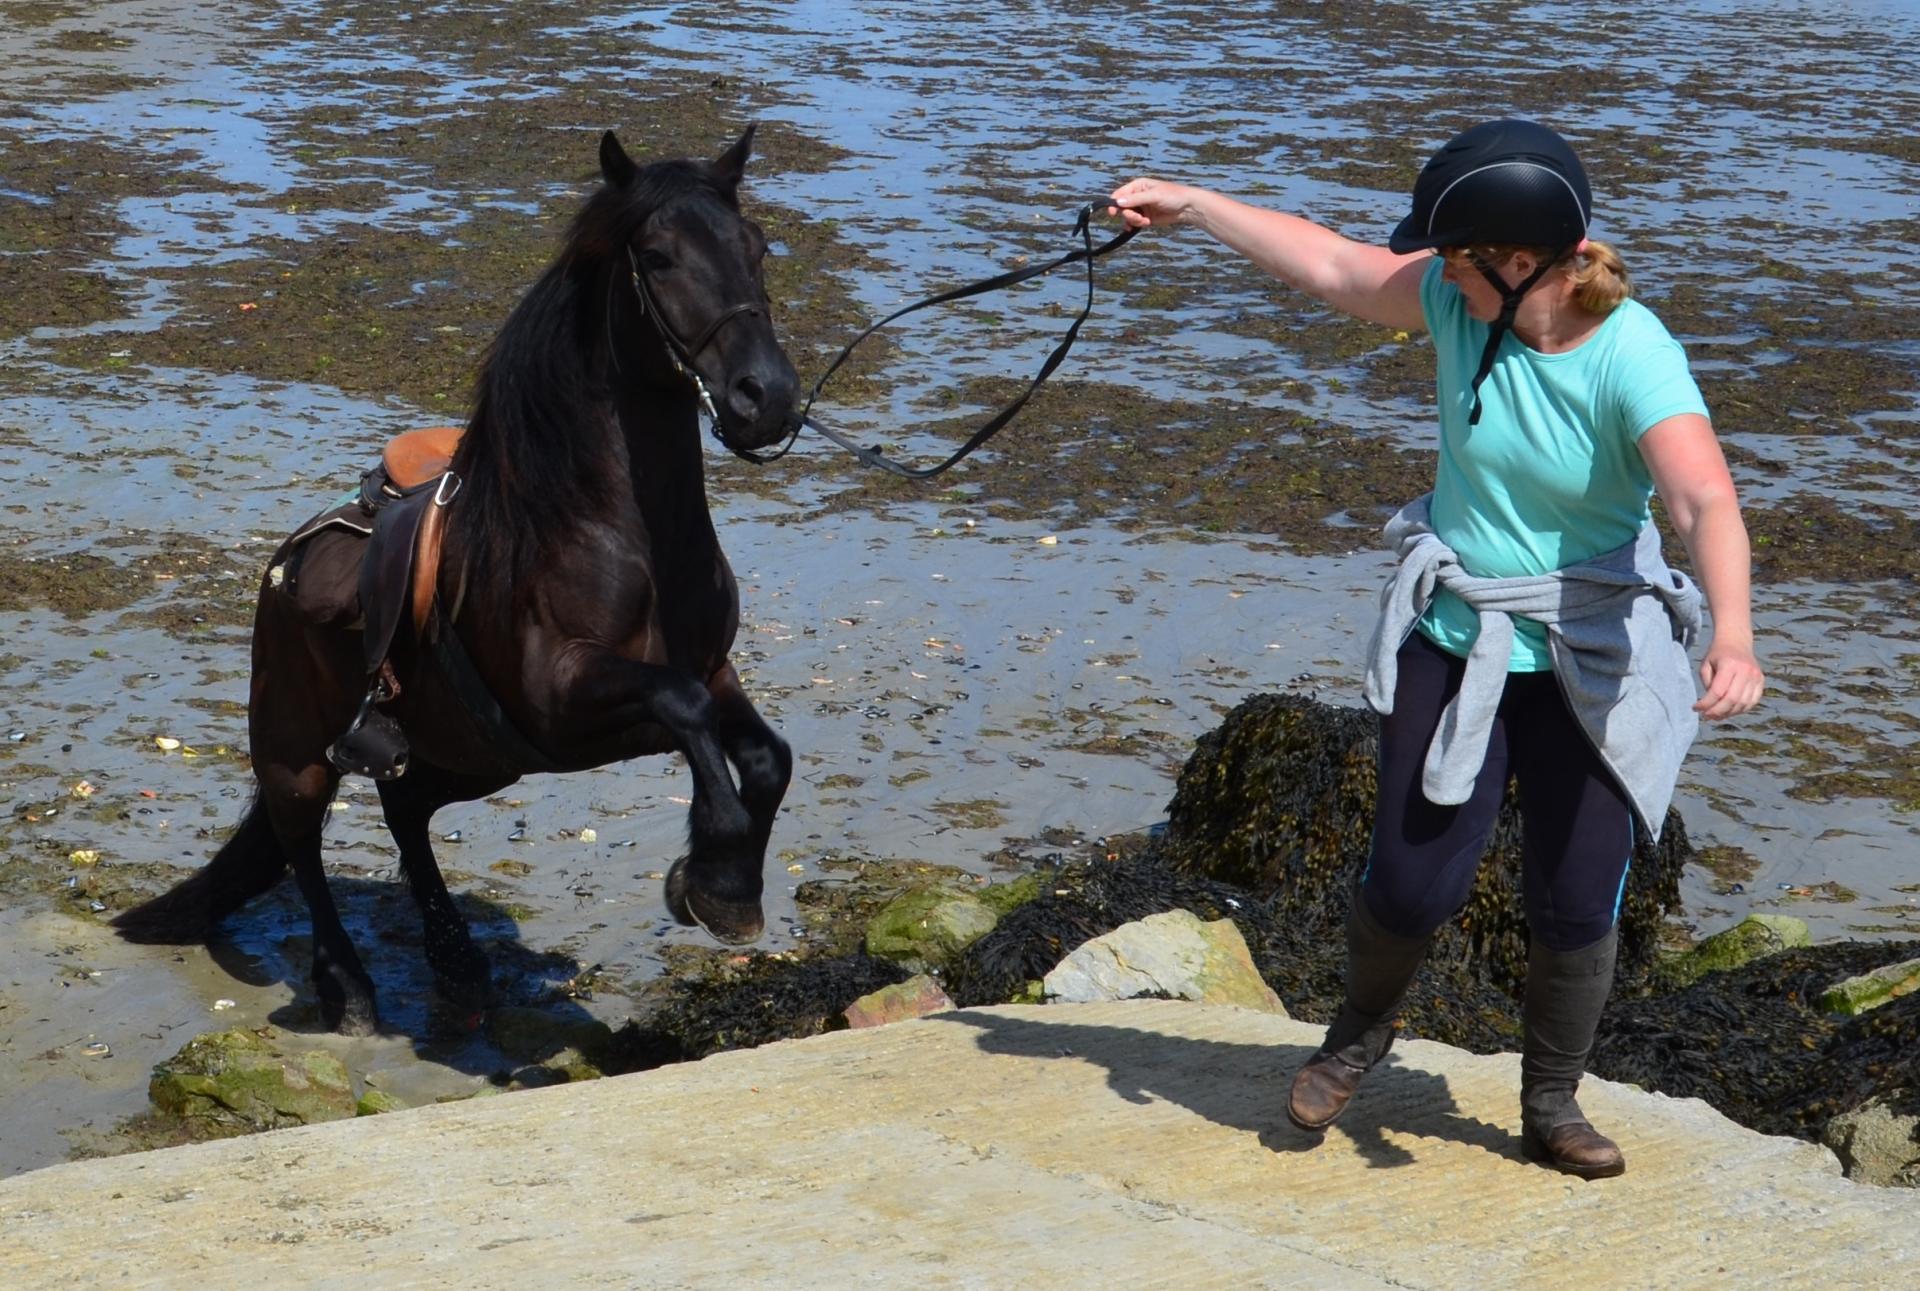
left=452, top=158, right=725, bottom=585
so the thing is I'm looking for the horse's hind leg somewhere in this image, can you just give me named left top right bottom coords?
left=261, top=759, right=380, bottom=1034
left=376, top=760, right=516, bottom=1012
left=252, top=550, right=380, bottom=1034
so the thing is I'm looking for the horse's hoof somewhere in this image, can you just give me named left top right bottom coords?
left=432, top=969, right=499, bottom=1014
left=325, top=995, right=380, bottom=1037
left=664, top=858, right=765, bottom=945
left=430, top=944, right=498, bottom=1012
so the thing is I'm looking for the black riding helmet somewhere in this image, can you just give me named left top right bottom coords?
left=1391, top=120, right=1593, bottom=423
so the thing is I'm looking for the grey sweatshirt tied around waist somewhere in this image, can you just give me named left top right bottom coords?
left=1363, top=494, right=1704, bottom=841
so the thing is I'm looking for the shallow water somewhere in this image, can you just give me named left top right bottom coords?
left=1, top=0, right=1916, bottom=1176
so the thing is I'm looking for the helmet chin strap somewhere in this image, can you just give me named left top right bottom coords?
left=1465, top=248, right=1567, bottom=425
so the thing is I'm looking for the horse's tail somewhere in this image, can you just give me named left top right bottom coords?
left=112, top=797, right=289, bottom=943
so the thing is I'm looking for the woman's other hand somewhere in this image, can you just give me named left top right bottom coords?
left=1696, top=640, right=1764, bottom=720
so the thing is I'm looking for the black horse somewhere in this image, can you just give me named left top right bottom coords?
left=115, top=128, right=799, bottom=1034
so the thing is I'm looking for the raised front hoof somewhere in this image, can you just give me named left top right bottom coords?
left=664, top=857, right=765, bottom=945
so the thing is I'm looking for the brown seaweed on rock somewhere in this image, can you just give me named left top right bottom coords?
left=601, top=953, right=912, bottom=1072
left=1593, top=941, right=1920, bottom=1139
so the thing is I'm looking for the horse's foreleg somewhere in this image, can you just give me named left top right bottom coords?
left=261, top=760, right=378, bottom=1035
left=707, top=663, right=791, bottom=863
left=377, top=761, right=517, bottom=1014
left=560, top=649, right=763, bottom=943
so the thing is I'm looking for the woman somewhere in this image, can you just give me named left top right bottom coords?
left=1108, top=119, right=1764, bottom=1180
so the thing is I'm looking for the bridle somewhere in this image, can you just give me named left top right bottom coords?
left=620, top=241, right=766, bottom=457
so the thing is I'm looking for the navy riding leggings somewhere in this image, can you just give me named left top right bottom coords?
left=1362, top=632, right=1635, bottom=953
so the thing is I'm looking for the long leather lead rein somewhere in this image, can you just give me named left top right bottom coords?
left=741, top=201, right=1137, bottom=478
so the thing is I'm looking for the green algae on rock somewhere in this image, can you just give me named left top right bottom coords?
left=865, top=885, right=1006, bottom=971
left=149, top=1027, right=356, bottom=1135
left=1820, top=957, right=1920, bottom=1017
left=1659, top=914, right=1813, bottom=990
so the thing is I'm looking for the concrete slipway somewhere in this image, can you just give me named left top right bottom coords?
left=2, top=1000, right=1914, bottom=1289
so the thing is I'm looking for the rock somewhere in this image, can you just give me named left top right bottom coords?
left=978, top=874, right=1043, bottom=917
left=149, top=1028, right=356, bottom=1134
left=1666, top=914, right=1813, bottom=989
left=1820, top=957, right=1920, bottom=1016
left=486, top=1005, right=615, bottom=1072
left=842, top=974, right=955, bottom=1029
left=355, top=1090, right=406, bottom=1116
left=1822, top=1095, right=1920, bottom=1187
left=865, top=886, right=1003, bottom=971
left=1042, top=909, right=1288, bottom=1016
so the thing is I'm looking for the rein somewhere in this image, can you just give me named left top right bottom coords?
left=618, top=199, right=1136, bottom=476
left=743, top=200, right=1137, bottom=477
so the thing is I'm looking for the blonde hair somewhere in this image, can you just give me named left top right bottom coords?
left=1445, top=240, right=1632, bottom=313
left=1566, top=240, right=1631, bottom=313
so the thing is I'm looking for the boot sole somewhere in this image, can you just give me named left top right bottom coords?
left=1285, top=1103, right=1340, bottom=1134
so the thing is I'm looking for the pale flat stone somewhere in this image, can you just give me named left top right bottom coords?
left=1042, top=909, right=1288, bottom=1015
left=2, top=1000, right=1916, bottom=1290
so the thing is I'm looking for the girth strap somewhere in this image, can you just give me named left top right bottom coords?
left=427, top=603, right=568, bottom=777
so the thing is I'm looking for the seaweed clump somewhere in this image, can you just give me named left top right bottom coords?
left=600, top=952, right=911, bottom=1073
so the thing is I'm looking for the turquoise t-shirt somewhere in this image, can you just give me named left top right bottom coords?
left=1416, top=257, right=1710, bottom=671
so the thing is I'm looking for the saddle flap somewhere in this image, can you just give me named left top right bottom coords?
left=384, top=425, right=464, bottom=491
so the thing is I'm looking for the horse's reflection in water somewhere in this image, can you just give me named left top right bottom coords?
left=117, top=128, right=799, bottom=1034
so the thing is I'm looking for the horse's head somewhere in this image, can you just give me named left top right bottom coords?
left=601, top=127, right=801, bottom=456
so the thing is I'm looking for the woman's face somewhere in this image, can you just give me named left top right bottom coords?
left=1438, top=247, right=1533, bottom=321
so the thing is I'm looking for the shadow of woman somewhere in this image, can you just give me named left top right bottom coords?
left=937, top=1007, right=1525, bottom=1170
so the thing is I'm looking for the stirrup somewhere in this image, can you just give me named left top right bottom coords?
left=327, top=677, right=410, bottom=779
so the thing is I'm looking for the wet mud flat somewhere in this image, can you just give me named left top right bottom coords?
left=1, top=0, right=1917, bottom=1175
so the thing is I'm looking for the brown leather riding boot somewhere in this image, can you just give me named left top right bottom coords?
left=1287, top=884, right=1429, bottom=1133
left=1520, top=1118, right=1626, bottom=1179
left=1287, top=1012, right=1395, bottom=1132
left=1520, top=927, right=1626, bottom=1179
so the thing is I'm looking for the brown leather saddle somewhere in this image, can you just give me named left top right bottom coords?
left=360, top=424, right=462, bottom=674
left=292, top=425, right=463, bottom=779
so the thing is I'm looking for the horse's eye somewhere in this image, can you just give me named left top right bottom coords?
left=638, top=249, right=673, bottom=273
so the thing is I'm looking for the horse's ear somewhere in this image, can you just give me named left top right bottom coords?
left=710, top=123, right=757, bottom=194
left=600, top=130, right=638, bottom=189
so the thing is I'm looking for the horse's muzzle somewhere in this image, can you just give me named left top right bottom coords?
left=718, top=358, right=801, bottom=451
